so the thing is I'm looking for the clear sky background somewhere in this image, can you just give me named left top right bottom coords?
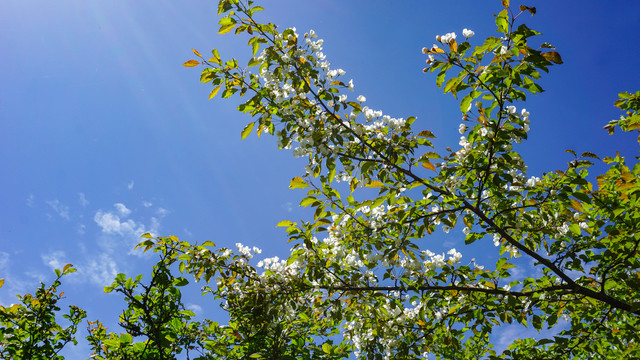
left=1, top=0, right=639, bottom=358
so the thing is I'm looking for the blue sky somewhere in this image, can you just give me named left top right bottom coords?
left=1, top=0, right=639, bottom=357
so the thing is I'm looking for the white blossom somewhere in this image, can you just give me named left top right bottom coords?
left=438, top=32, right=457, bottom=44
left=462, top=28, right=475, bottom=39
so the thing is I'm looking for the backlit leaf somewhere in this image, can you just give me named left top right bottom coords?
left=219, top=24, right=235, bottom=34
left=422, top=161, right=436, bottom=171
left=241, top=122, right=255, bottom=139
left=277, top=220, right=295, bottom=227
left=209, top=86, right=221, bottom=99
left=365, top=181, right=384, bottom=188
left=570, top=199, right=584, bottom=212
left=418, top=130, right=436, bottom=138
left=289, top=177, right=309, bottom=189
left=183, top=60, right=200, bottom=67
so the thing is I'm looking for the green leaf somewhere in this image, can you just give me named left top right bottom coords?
left=460, top=90, right=482, bottom=113
left=173, top=277, right=189, bottom=287
left=241, top=122, right=255, bottom=139
left=322, top=343, right=332, bottom=354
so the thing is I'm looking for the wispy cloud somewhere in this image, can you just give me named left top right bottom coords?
left=143, top=201, right=153, bottom=208
left=40, top=250, right=119, bottom=287
left=41, top=251, right=68, bottom=271
left=0, top=253, right=43, bottom=306
left=78, top=193, right=89, bottom=207
left=26, top=194, right=35, bottom=207
left=46, top=200, right=70, bottom=220
left=282, top=202, right=293, bottom=212
left=127, top=181, right=135, bottom=190
left=0, top=252, right=9, bottom=270
left=156, top=207, right=169, bottom=217
left=84, top=253, right=119, bottom=286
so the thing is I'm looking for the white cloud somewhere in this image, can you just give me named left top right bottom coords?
left=41, top=251, right=67, bottom=270
left=94, top=210, right=145, bottom=237
left=94, top=204, right=161, bottom=255
left=127, top=181, right=135, bottom=190
left=114, top=203, right=132, bottom=217
left=186, top=303, right=203, bottom=315
left=77, top=223, right=87, bottom=235
left=46, top=200, right=70, bottom=220
left=78, top=193, right=89, bottom=207
left=143, top=201, right=153, bottom=208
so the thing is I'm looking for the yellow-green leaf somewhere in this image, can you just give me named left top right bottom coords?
left=241, top=122, right=255, bottom=140
left=300, top=197, right=317, bottom=207
left=289, top=177, right=308, bottom=189
left=277, top=220, right=295, bottom=227
left=219, top=24, right=235, bottom=34
left=183, top=60, right=200, bottom=67
left=209, top=86, right=221, bottom=99
left=501, top=0, right=509, bottom=8
left=365, top=181, right=384, bottom=188
left=0, top=279, right=4, bottom=288
left=141, top=233, right=153, bottom=238
left=192, top=49, right=202, bottom=57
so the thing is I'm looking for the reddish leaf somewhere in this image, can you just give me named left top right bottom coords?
left=542, top=51, right=563, bottom=64
left=183, top=60, right=200, bottom=67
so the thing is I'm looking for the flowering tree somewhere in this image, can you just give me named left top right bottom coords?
left=172, top=0, right=640, bottom=358
left=2, top=0, right=639, bottom=358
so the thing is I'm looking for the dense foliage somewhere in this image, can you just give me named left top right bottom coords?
left=2, top=1, right=639, bottom=358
